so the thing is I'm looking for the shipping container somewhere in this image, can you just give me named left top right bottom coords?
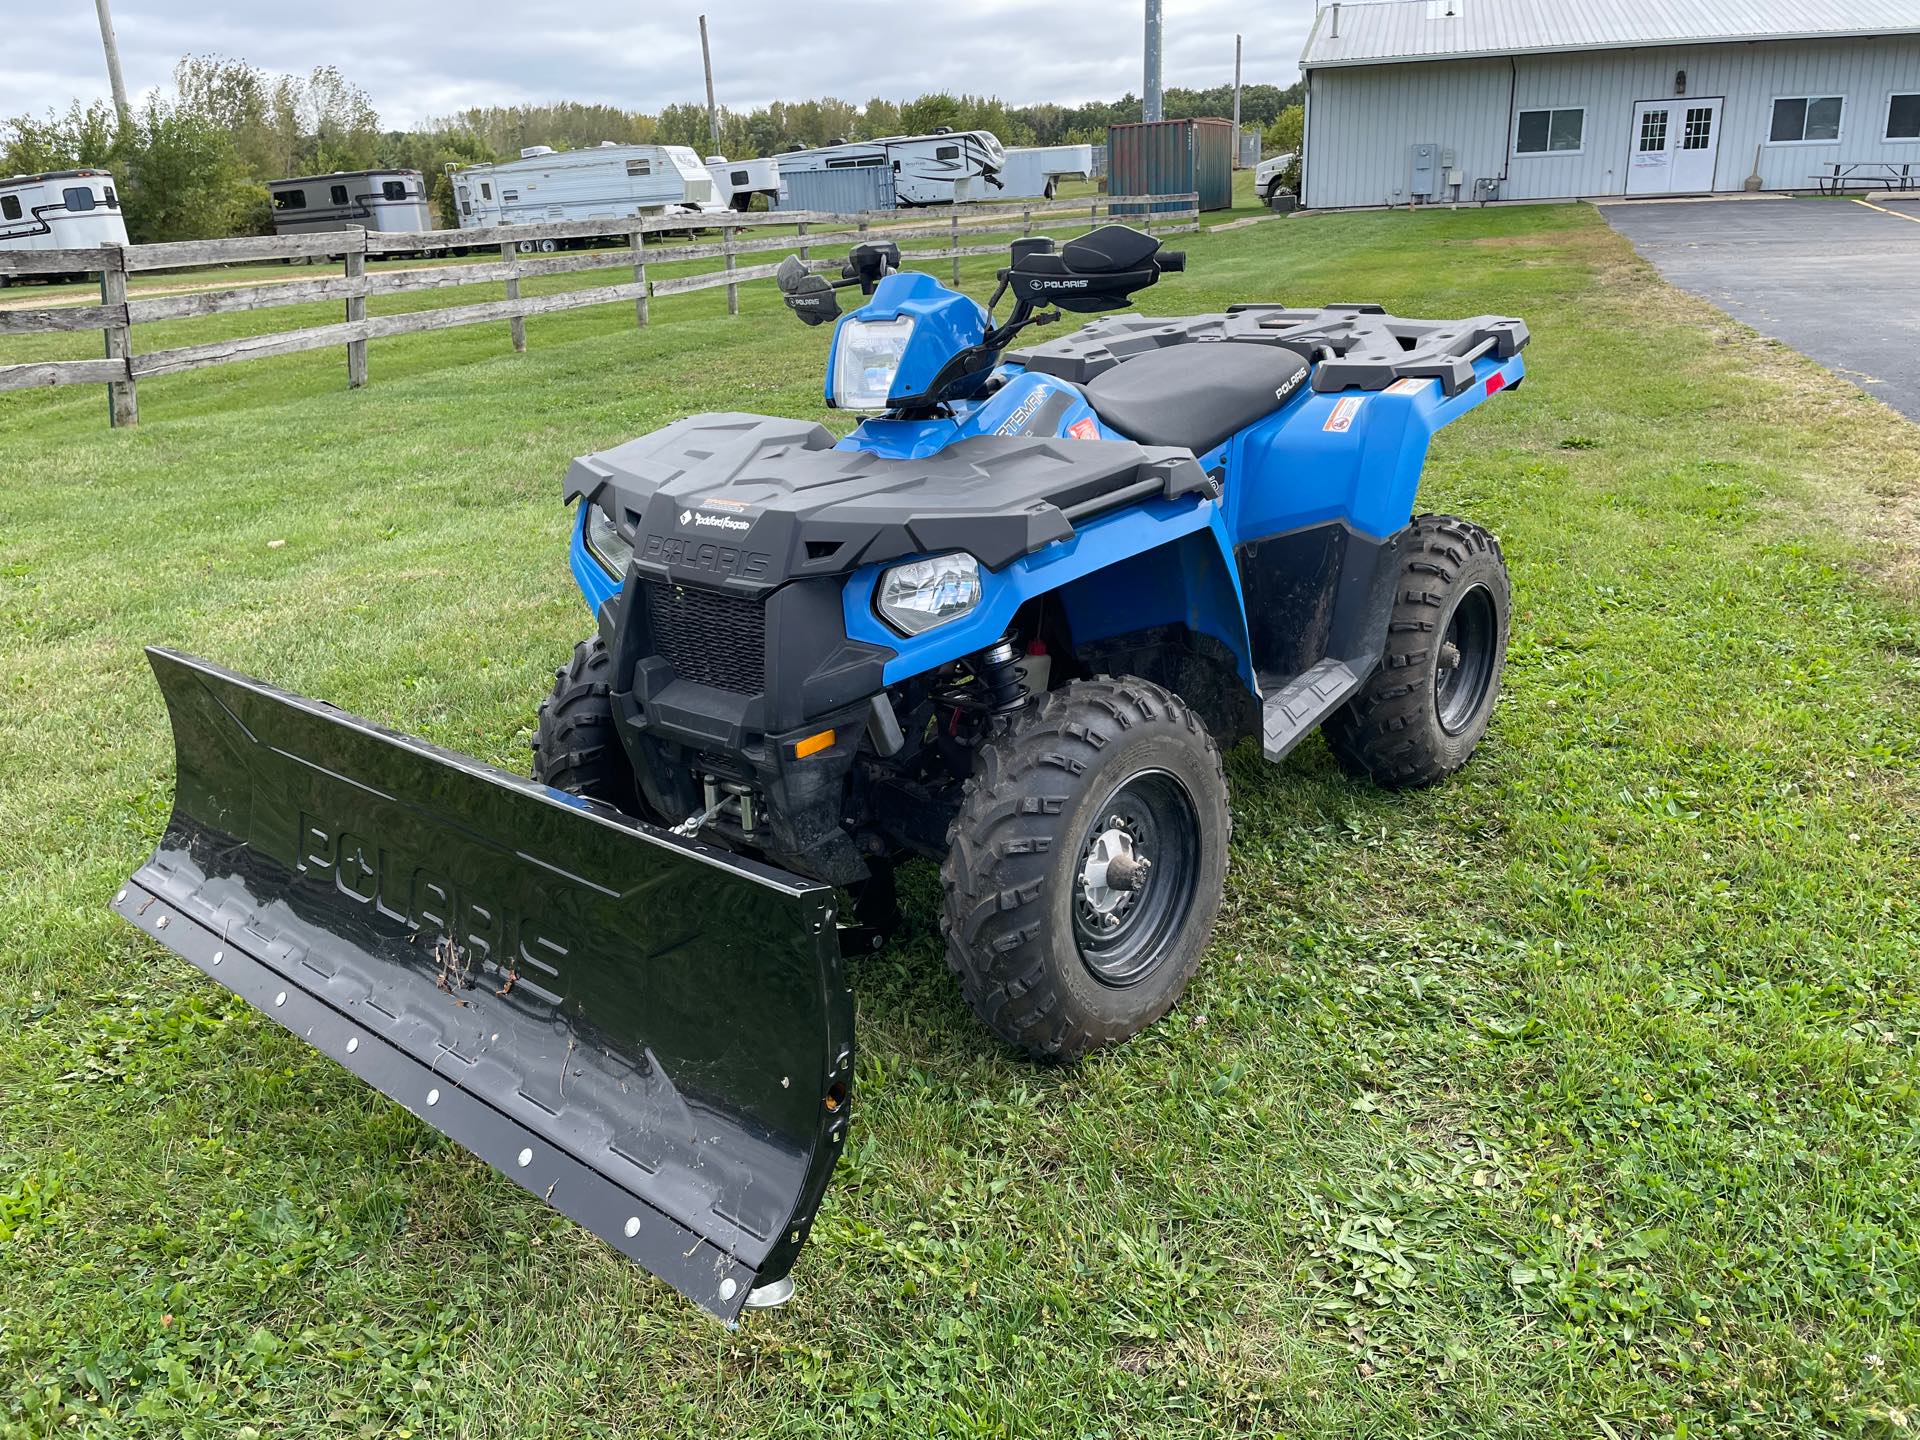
left=1106, top=117, right=1235, bottom=213
left=774, top=164, right=896, bottom=214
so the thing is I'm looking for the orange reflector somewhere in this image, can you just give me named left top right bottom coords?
left=793, top=729, right=836, bottom=759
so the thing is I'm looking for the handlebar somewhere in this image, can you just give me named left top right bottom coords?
left=777, top=223, right=1190, bottom=333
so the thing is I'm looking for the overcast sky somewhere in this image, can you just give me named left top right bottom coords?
left=9, top=1, right=1318, bottom=131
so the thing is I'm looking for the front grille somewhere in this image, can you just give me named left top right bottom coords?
left=642, top=580, right=766, bottom=694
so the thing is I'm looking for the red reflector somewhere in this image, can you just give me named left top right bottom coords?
left=1485, top=373, right=1507, bottom=395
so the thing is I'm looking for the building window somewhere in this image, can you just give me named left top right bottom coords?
left=625, top=159, right=651, bottom=176
left=1889, top=94, right=1920, bottom=141
left=1638, top=110, right=1668, bottom=152
left=480, top=182, right=492, bottom=199
left=381, top=180, right=406, bottom=200
left=330, top=183, right=348, bottom=204
left=274, top=189, right=306, bottom=210
left=1770, top=96, right=1843, bottom=144
left=1682, top=107, right=1714, bottom=150
left=63, top=186, right=97, bottom=211
left=1516, top=107, right=1584, bottom=154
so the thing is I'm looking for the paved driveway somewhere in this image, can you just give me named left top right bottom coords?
left=1601, top=196, right=1920, bottom=421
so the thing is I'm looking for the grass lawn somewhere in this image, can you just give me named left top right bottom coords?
left=3, top=196, right=1919, bottom=1438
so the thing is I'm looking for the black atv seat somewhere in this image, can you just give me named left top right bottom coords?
left=1080, top=341, right=1310, bottom=456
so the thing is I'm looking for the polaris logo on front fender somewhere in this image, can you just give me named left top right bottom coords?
left=643, top=533, right=771, bottom=579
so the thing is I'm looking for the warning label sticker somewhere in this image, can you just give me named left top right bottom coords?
left=1066, top=417, right=1100, bottom=441
left=1324, top=396, right=1366, bottom=433
left=1385, top=377, right=1433, bottom=396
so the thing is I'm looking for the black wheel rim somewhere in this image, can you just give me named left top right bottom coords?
left=1071, top=769, right=1201, bottom=988
left=1435, top=583, right=1498, bottom=735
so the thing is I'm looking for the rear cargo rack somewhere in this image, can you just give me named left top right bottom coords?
left=1012, top=307, right=1530, bottom=398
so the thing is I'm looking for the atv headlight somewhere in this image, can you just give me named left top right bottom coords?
left=583, top=502, right=633, bottom=577
left=831, top=316, right=915, bottom=411
left=877, top=552, right=982, bottom=636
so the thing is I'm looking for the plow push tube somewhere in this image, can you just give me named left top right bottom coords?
left=114, top=649, right=852, bottom=1323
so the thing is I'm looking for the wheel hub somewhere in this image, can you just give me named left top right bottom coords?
left=1078, top=822, right=1152, bottom=925
left=1434, top=584, right=1499, bottom=736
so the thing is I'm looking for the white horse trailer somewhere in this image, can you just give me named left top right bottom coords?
left=451, top=144, right=722, bottom=249
left=775, top=130, right=1007, bottom=209
left=0, top=170, right=129, bottom=285
left=994, top=144, right=1095, bottom=201
left=706, top=155, right=780, bottom=212
left=267, top=170, right=434, bottom=238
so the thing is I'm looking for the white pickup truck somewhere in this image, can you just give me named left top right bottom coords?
left=1254, top=151, right=1299, bottom=205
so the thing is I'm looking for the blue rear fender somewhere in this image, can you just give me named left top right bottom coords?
left=1228, top=352, right=1525, bottom=542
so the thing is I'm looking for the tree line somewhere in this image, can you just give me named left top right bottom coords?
left=1, top=56, right=1303, bottom=244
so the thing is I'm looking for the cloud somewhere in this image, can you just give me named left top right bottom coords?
left=11, top=0, right=1311, bottom=129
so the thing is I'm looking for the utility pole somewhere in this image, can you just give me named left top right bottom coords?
left=1143, top=0, right=1164, bottom=123
left=698, top=14, right=721, bottom=153
left=94, top=0, right=131, bottom=128
left=1231, top=33, right=1243, bottom=167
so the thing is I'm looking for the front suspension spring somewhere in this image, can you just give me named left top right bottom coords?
left=975, top=632, right=1030, bottom=715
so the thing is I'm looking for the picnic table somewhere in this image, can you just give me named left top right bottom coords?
left=1810, top=163, right=1916, bottom=194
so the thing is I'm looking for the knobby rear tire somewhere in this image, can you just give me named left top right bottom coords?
left=1324, top=514, right=1511, bottom=789
left=940, top=677, right=1231, bottom=1062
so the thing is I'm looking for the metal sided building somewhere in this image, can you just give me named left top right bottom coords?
left=1299, top=0, right=1920, bottom=208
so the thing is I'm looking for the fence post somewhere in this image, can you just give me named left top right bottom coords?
left=724, top=224, right=739, bottom=316
left=99, top=245, right=137, bottom=428
left=343, top=234, right=368, bottom=389
left=499, top=239, right=526, bottom=352
left=1022, top=205, right=1032, bottom=238
left=797, top=220, right=809, bottom=261
left=950, top=210, right=961, bottom=286
left=630, top=229, right=648, bottom=329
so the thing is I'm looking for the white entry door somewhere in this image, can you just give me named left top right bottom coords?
left=1626, top=98, right=1723, bottom=195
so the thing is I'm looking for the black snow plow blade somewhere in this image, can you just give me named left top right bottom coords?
left=114, top=649, right=851, bottom=1323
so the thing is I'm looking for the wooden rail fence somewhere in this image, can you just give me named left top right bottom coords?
left=0, top=194, right=1199, bottom=428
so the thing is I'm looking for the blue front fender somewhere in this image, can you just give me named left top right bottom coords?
left=842, top=494, right=1256, bottom=690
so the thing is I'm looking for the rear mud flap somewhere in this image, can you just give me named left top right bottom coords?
left=114, top=648, right=852, bottom=1324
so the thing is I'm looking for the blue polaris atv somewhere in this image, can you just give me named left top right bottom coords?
left=118, top=223, right=1527, bottom=1320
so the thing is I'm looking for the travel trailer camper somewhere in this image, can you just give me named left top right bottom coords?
left=452, top=143, right=722, bottom=246
left=266, top=170, right=434, bottom=237
left=994, top=144, right=1096, bottom=200
left=706, top=155, right=781, bottom=211
left=0, top=169, right=129, bottom=284
left=774, top=130, right=1006, bottom=209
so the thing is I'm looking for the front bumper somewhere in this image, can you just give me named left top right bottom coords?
left=582, top=534, right=896, bottom=883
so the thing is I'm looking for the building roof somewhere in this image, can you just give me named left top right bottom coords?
left=1301, top=0, right=1920, bottom=69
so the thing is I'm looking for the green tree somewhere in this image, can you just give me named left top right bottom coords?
left=1270, top=103, right=1304, bottom=157
left=112, top=98, right=254, bottom=242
